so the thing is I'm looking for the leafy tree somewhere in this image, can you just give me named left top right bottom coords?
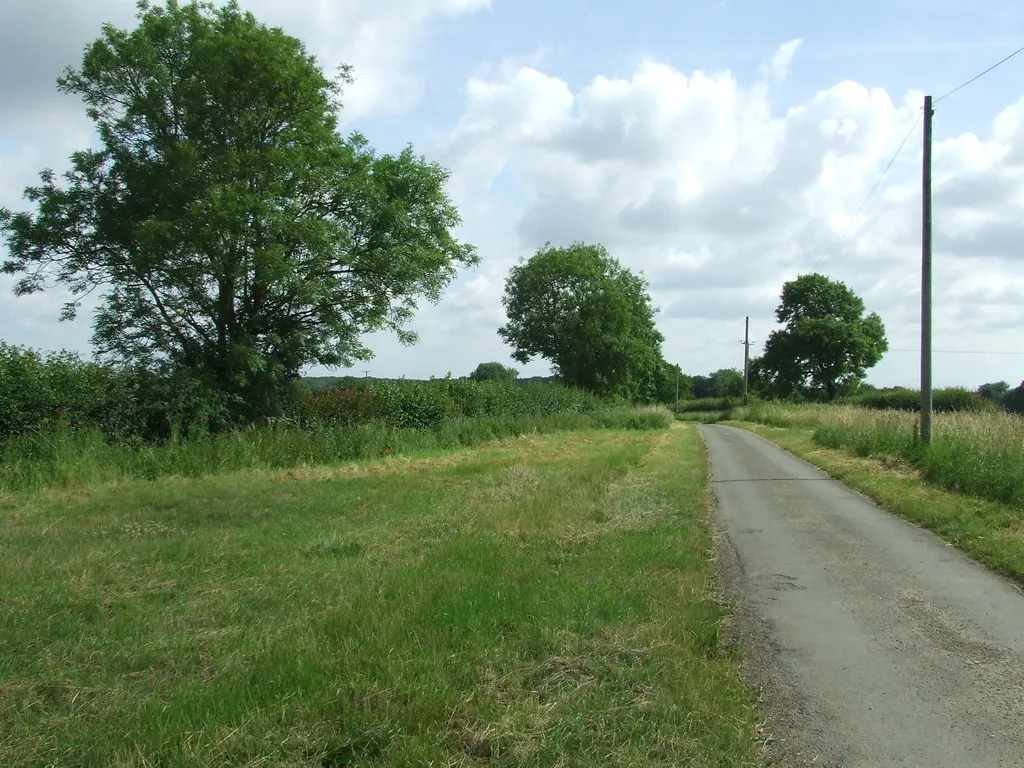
left=757, top=274, right=888, bottom=401
left=746, top=356, right=774, bottom=400
left=977, top=381, right=1009, bottom=404
left=469, top=361, right=518, bottom=382
left=498, top=242, right=664, bottom=398
left=0, top=1, right=477, bottom=423
left=650, top=360, right=692, bottom=404
left=1003, top=381, right=1024, bottom=415
left=693, top=368, right=744, bottom=399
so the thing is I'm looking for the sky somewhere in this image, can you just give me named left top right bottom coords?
left=3, top=0, right=1024, bottom=388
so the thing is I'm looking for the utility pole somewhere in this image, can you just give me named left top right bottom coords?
left=921, top=95, right=934, bottom=444
left=742, top=316, right=750, bottom=406
left=363, top=369, right=371, bottom=380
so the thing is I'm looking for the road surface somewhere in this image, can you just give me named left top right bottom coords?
left=699, top=425, right=1024, bottom=768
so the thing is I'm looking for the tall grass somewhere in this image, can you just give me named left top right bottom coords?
left=0, top=407, right=671, bottom=493
left=743, top=402, right=1024, bottom=506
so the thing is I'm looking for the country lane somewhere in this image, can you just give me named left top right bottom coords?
left=699, top=424, right=1024, bottom=768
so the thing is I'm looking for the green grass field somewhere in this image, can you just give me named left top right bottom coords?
left=0, top=426, right=761, bottom=767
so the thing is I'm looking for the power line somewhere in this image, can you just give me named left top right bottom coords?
left=805, top=43, right=1024, bottom=274
left=808, top=111, right=923, bottom=273
left=888, top=348, right=1024, bottom=356
left=714, top=340, right=1024, bottom=356
left=934, top=44, right=1024, bottom=104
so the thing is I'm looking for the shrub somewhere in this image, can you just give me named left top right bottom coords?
left=468, top=362, right=518, bottom=382
left=0, top=343, right=141, bottom=444
left=933, top=387, right=998, bottom=414
left=0, top=343, right=608, bottom=456
left=301, top=379, right=603, bottom=430
left=306, top=387, right=382, bottom=426
left=674, top=397, right=737, bottom=414
left=843, top=386, right=995, bottom=413
left=1004, top=383, right=1024, bottom=415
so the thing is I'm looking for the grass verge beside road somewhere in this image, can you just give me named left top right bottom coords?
left=0, top=425, right=761, bottom=767
left=735, top=420, right=1024, bottom=587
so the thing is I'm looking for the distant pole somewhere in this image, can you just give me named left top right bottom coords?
left=742, top=316, right=750, bottom=406
left=921, top=95, right=934, bottom=444
left=363, top=369, right=370, bottom=380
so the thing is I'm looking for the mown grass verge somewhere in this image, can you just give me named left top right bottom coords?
left=732, top=415, right=1024, bottom=586
left=0, top=407, right=670, bottom=494
left=0, top=426, right=761, bottom=767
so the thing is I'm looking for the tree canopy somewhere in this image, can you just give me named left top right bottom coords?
left=754, top=274, right=888, bottom=401
left=498, top=243, right=664, bottom=398
left=693, top=368, right=744, bottom=399
left=1003, top=382, right=1024, bottom=414
left=0, top=0, right=477, bottom=423
left=468, top=362, right=518, bottom=382
left=650, top=360, right=691, bottom=404
left=977, top=381, right=1010, bottom=404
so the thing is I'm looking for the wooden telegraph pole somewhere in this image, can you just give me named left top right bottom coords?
left=742, top=316, right=750, bottom=406
left=921, top=96, right=934, bottom=444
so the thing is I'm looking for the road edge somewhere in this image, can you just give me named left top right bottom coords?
left=698, top=424, right=830, bottom=768
left=727, top=420, right=1024, bottom=591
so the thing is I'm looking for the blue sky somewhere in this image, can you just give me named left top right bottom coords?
left=3, top=0, right=1024, bottom=388
left=372, top=0, right=1024, bottom=142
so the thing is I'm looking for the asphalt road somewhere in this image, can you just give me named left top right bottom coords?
left=699, top=424, right=1024, bottom=768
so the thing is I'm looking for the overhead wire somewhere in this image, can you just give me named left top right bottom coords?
left=887, top=348, right=1024, bottom=356
left=804, top=42, right=1024, bottom=273
left=752, top=44, right=1024, bottom=365
left=808, top=111, right=923, bottom=272
left=716, top=341, right=1024, bottom=357
left=934, top=43, right=1024, bottom=104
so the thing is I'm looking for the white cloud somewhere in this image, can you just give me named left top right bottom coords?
left=442, top=40, right=1024, bottom=386
left=254, top=0, right=490, bottom=119
left=765, top=38, right=802, bottom=85
left=0, top=0, right=489, bottom=128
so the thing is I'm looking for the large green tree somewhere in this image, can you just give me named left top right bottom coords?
left=650, top=360, right=692, bottom=404
left=692, top=368, right=744, bottom=399
left=756, top=273, right=888, bottom=401
left=0, top=0, right=476, bottom=422
left=468, top=362, right=518, bottom=382
left=1003, top=382, right=1024, bottom=414
left=498, top=242, right=664, bottom=398
left=977, top=380, right=1010, bottom=404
